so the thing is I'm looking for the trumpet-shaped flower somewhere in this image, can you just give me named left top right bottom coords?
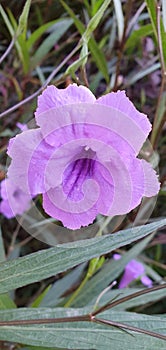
left=113, top=254, right=153, bottom=288
left=7, top=84, right=159, bottom=229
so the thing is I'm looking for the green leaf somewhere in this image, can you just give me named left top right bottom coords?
left=0, top=294, right=16, bottom=309
left=69, top=232, right=155, bottom=307
left=125, top=24, right=153, bottom=51
left=30, top=19, right=73, bottom=69
left=6, top=7, right=18, bottom=30
left=151, top=91, right=166, bottom=145
left=60, top=0, right=109, bottom=81
left=0, top=5, right=17, bottom=38
left=26, top=20, right=64, bottom=51
left=113, top=0, right=124, bottom=41
left=90, top=286, right=166, bottom=311
left=60, top=0, right=85, bottom=34
left=66, top=52, right=89, bottom=76
left=0, top=227, right=5, bottom=264
left=80, top=41, right=89, bottom=67
left=0, top=228, right=16, bottom=309
left=39, top=264, right=86, bottom=307
left=162, top=0, right=166, bottom=31
left=83, top=0, right=111, bottom=43
left=145, top=0, right=157, bottom=37
left=0, top=5, right=29, bottom=73
left=91, top=0, right=105, bottom=16
left=17, top=0, right=31, bottom=38
left=0, top=308, right=166, bottom=348
left=31, top=286, right=51, bottom=308
left=0, top=219, right=165, bottom=294
left=146, top=0, right=166, bottom=65
left=88, top=38, right=109, bottom=82
left=126, top=62, right=160, bottom=86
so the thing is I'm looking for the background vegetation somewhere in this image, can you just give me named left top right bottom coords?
left=0, top=0, right=166, bottom=349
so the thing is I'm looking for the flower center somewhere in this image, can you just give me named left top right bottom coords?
left=63, top=148, right=96, bottom=201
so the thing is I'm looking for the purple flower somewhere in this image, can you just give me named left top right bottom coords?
left=113, top=254, right=152, bottom=288
left=7, top=84, right=159, bottom=229
left=16, top=122, right=28, bottom=132
left=0, top=178, right=31, bottom=218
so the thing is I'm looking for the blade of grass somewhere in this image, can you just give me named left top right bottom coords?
left=26, top=20, right=64, bottom=50
left=60, top=0, right=109, bottom=82
left=30, top=18, right=73, bottom=69
left=17, top=0, right=31, bottom=39
left=82, top=0, right=111, bottom=42
left=0, top=5, right=29, bottom=73
left=162, top=0, right=166, bottom=31
left=113, top=0, right=124, bottom=41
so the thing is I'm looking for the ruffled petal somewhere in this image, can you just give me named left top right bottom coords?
left=35, top=84, right=96, bottom=117
left=43, top=179, right=99, bottom=229
left=36, top=103, right=148, bottom=156
left=141, top=159, right=160, bottom=197
left=97, top=90, right=151, bottom=153
left=6, top=85, right=160, bottom=230
left=7, top=129, right=54, bottom=195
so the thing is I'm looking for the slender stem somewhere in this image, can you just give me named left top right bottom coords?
left=0, top=37, right=16, bottom=65
left=126, top=2, right=146, bottom=36
left=93, top=282, right=117, bottom=311
left=0, top=310, right=165, bottom=342
left=0, top=42, right=81, bottom=119
left=65, top=216, right=112, bottom=307
left=141, top=254, right=166, bottom=270
left=0, top=285, right=165, bottom=342
left=64, top=273, right=89, bottom=307
left=7, top=218, right=24, bottom=258
left=0, top=314, right=90, bottom=327
left=93, top=317, right=166, bottom=341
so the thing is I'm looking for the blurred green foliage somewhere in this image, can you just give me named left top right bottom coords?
left=0, top=1, right=166, bottom=349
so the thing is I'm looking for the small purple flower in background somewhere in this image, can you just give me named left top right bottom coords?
left=0, top=178, right=31, bottom=218
left=113, top=254, right=153, bottom=288
left=16, top=122, right=28, bottom=132
left=7, top=84, right=159, bottom=229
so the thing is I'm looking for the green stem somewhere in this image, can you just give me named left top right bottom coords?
left=65, top=216, right=113, bottom=307
left=150, top=2, right=166, bottom=147
left=64, top=273, right=89, bottom=307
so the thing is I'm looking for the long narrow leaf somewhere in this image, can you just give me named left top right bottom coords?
left=61, top=0, right=109, bottom=81
left=26, top=20, right=64, bottom=50
left=17, top=0, right=31, bottom=38
left=0, top=308, right=166, bottom=348
left=0, top=219, right=165, bottom=294
left=83, top=0, right=111, bottom=42
left=113, top=0, right=124, bottom=41
left=30, top=19, right=73, bottom=69
left=69, top=232, right=155, bottom=306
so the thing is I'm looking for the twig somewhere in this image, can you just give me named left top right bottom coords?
left=0, top=42, right=81, bottom=119
left=0, top=284, right=165, bottom=343
left=92, top=317, right=166, bottom=341
left=0, top=37, right=16, bottom=65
